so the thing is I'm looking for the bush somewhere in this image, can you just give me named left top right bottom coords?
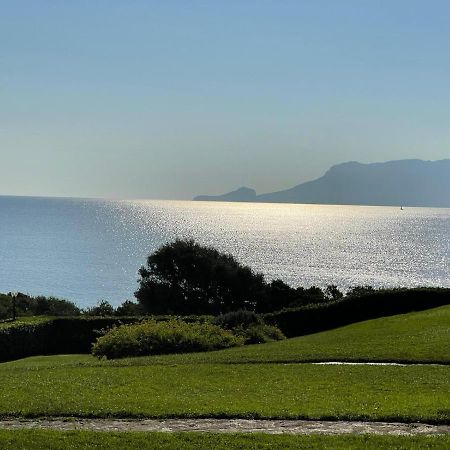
left=212, top=310, right=263, bottom=329
left=92, top=319, right=244, bottom=359
left=213, top=310, right=284, bottom=344
left=233, top=323, right=285, bottom=344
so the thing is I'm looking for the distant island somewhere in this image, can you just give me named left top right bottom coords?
left=194, top=159, right=450, bottom=207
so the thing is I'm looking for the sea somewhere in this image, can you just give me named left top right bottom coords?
left=1, top=196, right=449, bottom=308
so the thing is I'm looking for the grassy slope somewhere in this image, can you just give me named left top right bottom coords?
left=0, top=431, right=449, bottom=450
left=5, top=304, right=448, bottom=369
left=140, top=304, right=450, bottom=365
left=0, top=306, right=448, bottom=423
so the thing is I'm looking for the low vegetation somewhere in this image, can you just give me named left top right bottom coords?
left=0, top=430, right=448, bottom=450
left=110, top=304, right=450, bottom=365
left=92, top=319, right=243, bottom=359
left=1, top=303, right=448, bottom=363
left=212, top=310, right=285, bottom=344
left=0, top=356, right=448, bottom=423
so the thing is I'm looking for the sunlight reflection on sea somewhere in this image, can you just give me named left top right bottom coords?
left=0, top=197, right=449, bottom=307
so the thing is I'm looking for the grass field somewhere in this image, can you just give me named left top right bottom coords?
left=0, top=306, right=448, bottom=432
left=0, top=430, right=449, bottom=450
left=1, top=356, right=449, bottom=422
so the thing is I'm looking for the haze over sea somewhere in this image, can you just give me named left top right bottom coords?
left=1, top=196, right=449, bottom=308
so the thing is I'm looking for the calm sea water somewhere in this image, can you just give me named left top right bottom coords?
left=1, top=196, right=449, bottom=308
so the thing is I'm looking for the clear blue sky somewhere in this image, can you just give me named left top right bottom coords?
left=1, top=1, right=450, bottom=199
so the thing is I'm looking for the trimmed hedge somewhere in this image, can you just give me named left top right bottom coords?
left=0, top=315, right=214, bottom=362
left=265, top=288, right=450, bottom=337
left=0, top=317, right=142, bottom=363
left=0, top=319, right=53, bottom=362
left=2, top=288, right=449, bottom=361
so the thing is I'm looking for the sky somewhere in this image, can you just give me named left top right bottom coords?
left=1, top=1, right=450, bottom=199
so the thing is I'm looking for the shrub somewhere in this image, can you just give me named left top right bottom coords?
left=92, top=319, right=243, bottom=359
left=233, top=323, right=285, bottom=344
left=213, top=310, right=284, bottom=344
left=212, top=310, right=263, bottom=329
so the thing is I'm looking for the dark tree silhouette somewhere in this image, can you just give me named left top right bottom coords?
left=135, top=239, right=267, bottom=314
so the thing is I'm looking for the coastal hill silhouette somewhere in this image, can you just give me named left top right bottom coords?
left=194, top=159, right=450, bottom=207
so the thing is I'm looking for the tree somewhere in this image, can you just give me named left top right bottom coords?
left=84, top=300, right=115, bottom=316
left=135, top=239, right=267, bottom=315
left=324, top=285, right=344, bottom=302
left=257, top=279, right=297, bottom=312
left=115, top=300, right=143, bottom=316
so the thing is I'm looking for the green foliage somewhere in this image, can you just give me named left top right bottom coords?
left=115, top=300, right=144, bottom=316
left=347, top=285, right=376, bottom=297
left=265, top=287, right=450, bottom=337
left=142, top=305, right=450, bottom=365
left=233, top=323, right=285, bottom=344
left=0, top=317, right=142, bottom=362
left=83, top=300, right=115, bottom=316
left=0, top=318, right=54, bottom=362
left=212, top=310, right=263, bottom=329
left=133, top=240, right=349, bottom=315
left=34, top=296, right=81, bottom=316
left=92, top=319, right=243, bottom=359
left=324, top=284, right=344, bottom=301
left=135, top=239, right=267, bottom=315
left=0, top=293, right=80, bottom=320
left=213, top=310, right=284, bottom=344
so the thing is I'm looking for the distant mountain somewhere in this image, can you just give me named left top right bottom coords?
left=193, top=159, right=450, bottom=207
left=194, top=186, right=257, bottom=202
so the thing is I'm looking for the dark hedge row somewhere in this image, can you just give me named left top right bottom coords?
left=0, top=315, right=213, bottom=362
left=1, top=288, right=449, bottom=361
left=0, top=317, right=142, bottom=362
left=265, top=287, right=450, bottom=337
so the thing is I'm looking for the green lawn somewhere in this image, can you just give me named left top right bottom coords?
left=0, top=430, right=449, bottom=450
left=0, top=306, right=448, bottom=424
left=0, top=358, right=449, bottom=423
